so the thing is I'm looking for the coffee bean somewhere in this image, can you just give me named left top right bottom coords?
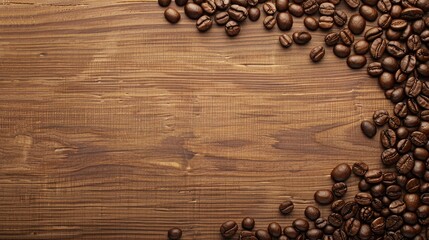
left=305, top=206, right=321, bottom=221
left=391, top=19, right=408, bottom=32
left=347, top=55, right=367, bottom=69
left=413, top=19, right=426, bottom=34
left=304, top=17, right=319, bottom=31
left=331, top=163, right=352, bottom=182
left=283, top=227, right=299, bottom=239
left=279, top=200, right=294, bottom=215
left=386, top=41, right=407, bottom=58
left=168, top=228, right=182, bottom=240
left=289, top=3, right=304, bottom=17
left=319, top=2, right=335, bottom=15
left=248, top=7, right=260, bottom=21
left=386, top=28, right=402, bottom=40
left=411, top=131, right=427, bottom=146
left=389, top=200, right=407, bottom=214
left=231, top=0, right=248, bottom=7
left=359, top=207, right=374, bottom=223
left=396, top=154, right=415, bottom=175
left=277, top=12, right=293, bottom=31
left=263, top=2, right=276, bottom=14
left=400, top=55, right=417, bottom=73
left=302, top=0, right=319, bottom=15
left=276, top=0, right=289, bottom=11
left=159, top=0, right=172, bottom=7
left=348, top=14, right=366, bottom=35
left=416, top=48, right=429, bottom=62
left=344, top=218, right=361, bottom=236
left=165, top=8, right=181, bottom=23
left=394, top=102, right=407, bottom=118
left=239, top=230, right=257, bottom=240
left=391, top=4, right=402, bottom=18
left=386, top=215, right=404, bottom=231
left=367, top=62, right=383, bottom=76
left=341, top=201, right=359, bottom=219
left=220, top=220, right=239, bottom=238
left=332, top=182, right=347, bottom=198
left=267, top=222, right=282, bottom=238
left=196, top=15, right=213, bottom=31
left=418, top=121, right=429, bottom=135
left=293, top=31, right=312, bottom=45
left=307, top=229, right=323, bottom=240
left=332, top=199, right=345, bottom=212
left=418, top=64, right=429, bottom=77
left=279, top=34, right=293, bottom=48
left=241, top=217, right=255, bottom=230
left=319, top=16, right=334, bottom=29
left=215, top=0, right=230, bottom=9
left=314, top=190, right=334, bottom=204
left=310, top=46, right=325, bottom=62
left=352, top=162, right=368, bottom=176
left=378, top=14, right=392, bottom=29
left=344, top=0, right=360, bottom=8
left=370, top=38, right=387, bottom=60
left=225, top=20, right=240, bottom=36
left=397, top=139, right=412, bottom=154
left=354, top=40, right=369, bottom=55
left=377, top=0, right=392, bottom=12
left=365, top=169, right=383, bottom=184
left=328, top=213, right=344, bottom=227
left=176, top=0, right=188, bottom=6
left=405, top=77, right=422, bottom=98
left=293, top=218, right=310, bottom=232
left=365, top=27, right=383, bottom=41
left=228, top=5, right=248, bottom=21
left=418, top=95, right=429, bottom=110
left=325, top=32, right=340, bottom=46
left=381, top=56, right=399, bottom=72
left=386, top=184, right=402, bottom=200
left=404, top=114, right=421, bottom=127
left=373, top=110, right=389, bottom=126
left=255, top=229, right=271, bottom=240
left=401, top=7, right=424, bottom=20
left=263, top=15, right=276, bottom=30
left=370, top=216, right=386, bottom=235
left=382, top=148, right=400, bottom=165
left=334, top=44, right=351, bottom=58
left=315, top=217, right=328, bottom=229
left=359, top=5, right=378, bottom=21
left=339, top=28, right=354, bottom=46
left=361, top=121, right=376, bottom=138
left=380, top=129, right=397, bottom=148
left=379, top=72, right=395, bottom=90
left=201, top=0, right=216, bottom=14
left=355, top=192, right=373, bottom=206
left=333, top=229, right=347, bottom=240
left=215, top=12, right=230, bottom=25
left=333, top=10, right=347, bottom=26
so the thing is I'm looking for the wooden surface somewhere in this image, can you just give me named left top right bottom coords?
left=0, top=1, right=392, bottom=239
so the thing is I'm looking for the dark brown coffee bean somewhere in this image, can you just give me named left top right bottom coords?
left=268, top=222, right=282, bottom=238
left=246, top=0, right=258, bottom=6
left=332, top=199, right=346, bottom=212
left=165, top=8, right=181, bottom=23
left=386, top=28, right=402, bottom=40
left=348, top=14, right=366, bottom=35
left=405, top=77, right=422, bottom=97
left=390, top=200, right=407, bottom=214
left=419, top=121, right=429, bottom=135
left=242, top=218, right=255, bottom=231
left=277, top=12, right=293, bottom=31
left=386, top=215, right=404, bottom=231
left=263, top=15, right=276, bottom=30
left=331, top=163, right=351, bottom=182
left=344, top=0, right=360, bottom=8
left=248, top=7, right=260, bottom=21
left=347, top=55, right=367, bottom=69
left=228, top=5, right=247, bottom=21
left=276, top=0, right=289, bottom=11
left=407, top=34, right=421, bottom=51
left=293, top=31, right=312, bottom=45
left=400, top=25, right=413, bottom=41
left=367, top=62, right=384, bottom=76
left=279, top=200, right=294, bottom=215
left=373, top=109, right=389, bottom=126
left=377, top=0, right=392, bottom=12
left=310, top=46, right=325, bottom=62
left=343, top=218, right=361, bottom=236
left=355, top=192, right=373, bottom=206
left=391, top=19, right=408, bottom=31
left=319, top=16, right=334, bottom=29
left=340, top=28, right=354, bottom=46
left=370, top=38, right=387, bottom=59
left=354, top=40, right=369, bottom=54
left=365, top=27, right=383, bottom=41
left=283, top=227, right=299, bottom=239
left=359, top=5, right=378, bottom=21
left=220, top=220, right=239, bottom=238
left=342, top=201, right=359, bottom=219
left=333, top=10, right=347, bottom=26
left=302, top=0, right=319, bottom=14
left=159, top=0, right=172, bottom=7
left=319, top=2, right=335, bottom=15
left=382, top=148, right=400, bottom=165
left=404, top=194, right=420, bottom=212
left=386, top=184, right=402, bottom=200
left=304, top=17, right=319, bottom=30
left=279, top=34, right=293, bottom=48
left=381, top=56, right=399, bottom=72
left=418, top=95, right=429, bottom=109
left=352, top=162, right=369, bottom=176
left=305, top=206, right=321, bottom=221
left=333, top=229, right=347, bottom=240
left=365, top=169, right=384, bottom=184
left=239, top=230, right=257, bottom=240
left=263, top=2, right=276, bottom=14
left=325, top=32, right=339, bottom=46
left=400, top=55, right=417, bottom=73
left=289, top=3, right=304, bottom=17
left=391, top=87, right=405, bottom=103
left=201, top=0, right=216, bottom=14
left=390, top=4, right=402, bottom=18
left=359, top=207, right=374, bottom=223
left=387, top=41, right=407, bottom=58
left=394, top=102, right=408, bottom=118
left=329, top=213, right=344, bottom=227
left=306, top=229, right=323, bottom=240
left=168, top=228, right=182, bottom=240
left=418, top=64, right=429, bottom=77
left=411, top=131, right=427, bottom=146
left=332, top=182, right=347, bottom=198
left=412, top=159, right=426, bottom=176
left=215, top=0, right=230, bottom=9
left=396, top=154, right=415, bottom=175
left=225, top=20, right=240, bottom=36
left=384, top=171, right=397, bottom=185
left=176, top=0, right=188, bottom=6
left=378, top=72, right=395, bottom=90
left=421, top=29, right=429, bottom=43
left=413, top=19, right=425, bottom=34
left=314, top=190, right=334, bottom=204
left=256, top=229, right=271, bottom=240
left=333, top=44, right=351, bottom=58
left=401, top=7, right=424, bottom=20
left=234, top=0, right=248, bottom=6
left=416, top=48, right=429, bottom=62
left=378, top=14, right=392, bottom=29
left=293, top=218, right=310, bottom=232
left=371, top=216, right=386, bottom=235
left=404, top=114, right=421, bottom=127
left=215, top=12, right=230, bottom=25
left=397, top=139, right=412, bottom=154
left=361, top=121, right=377, bottom=138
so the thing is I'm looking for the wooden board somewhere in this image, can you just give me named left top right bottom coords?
left=0, top=1, right=392, bottom=239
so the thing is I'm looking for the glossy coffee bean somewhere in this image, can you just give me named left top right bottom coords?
left=168, top=228, right=182, bottom=240
left=277, top=12, right=293, bottom=31
left=361, top=121, right=376, bottom=138
left=305, top=206, right=321, bottom=221
left=325, top=32, right=339, bottom=46
left=263, top=2, right=276, bottom=14
left=220, top=220, right=239, bottom=238
left=228, top=5, right=248, bottom=21
left=215, top=0, right=230, bottom=9
left=348, top=14, right=366, bottom=35
left=381, top=56, right=399, bottom=72
left=304, top=17, right=319, bottom=31
left=283, top=226, right=299, bottom=239
left=159, top=0, right=172, bottom=7
left=334, top=44, right=351, bottom=58
left=289, top=3, right=304, bottom=17
left=359, top=5, right=378, bottom=21
left=365, top=27, right=383, bottom=41
left=354, top=40, right=369, bottom=54
left=276, top=0, right=289, bottom=11
left=319, top=16, right=334, bottom=29
left=367, top=62, right=384, bottom=76
left=347, top=55, right=367, bottom=69
left=378, top=72, right=395, bottom=90
left=279, top=34, right=293, bottom=48
left=328, top=213, right=343, bottom=227
left=293, top=218, right=310, bottom=232
left=165, top=8, right=181, bottom=23
left=256, top=229, right=271, bottom=240
left=310, top=46, right=325, bottom=62
left=302, top=0, right=319, bottom=15
left=314, top=190, right=334, bottom=204
left=333, top=10, right=347, bottom=26
left=370, top=38, right=387, bottom=60
left=331, top=163, right=351, bottom=182
left=332, top=182, right=347, bottom=197
left=176, top=0, right=188, bottom=6
left=268, top=222, right=282, bottom=238
left=225, top=20, right=240, bottom=36
left=293, top=31, right=312, bottom=45
left=339, top=28, right=354, bottom=46
left=215, top=12, right=230, bottom=25
left=242, top=217, right=255, bottom=230
left=263, top=15, right=276, bottom=30
left=279, top=200, right=294, bottom=215
left=248, top=7, right=260, bottom=21
left=365, top=169, right=383, bottom=184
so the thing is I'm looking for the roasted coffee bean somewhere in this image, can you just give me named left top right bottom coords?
left=306, top=229, right=323, bottom=240
left=342, top=201, right=359, bottom=219
left=386, top=184, right=402, bottom=200
left=344, top=0, right=360, bottom=8
left=407, top=35, right=422, bottom=52
left=263, top=15, right=276, bottom=30
left=385, top=88, right=395, bottom=99
left=256, top=229, right=272, bottom=240
left=386, top=28, right=402, bottom=40
left=333, top=229, right=347, bottom=240
left=379, top=72, right=394, bottom=90
left=387, top=41, right=407, bottom=58
left=302, top=0, right=319, bottom=14
left=332, top=182, right=347, bottom=198
left=365, top=169, right=384, bottom=184
left=220, top=220, right=239, bottom=238
left=418, top=121, right=429, bottom=136
left=397, top=128, right=409, bottom=141
left=380, top=129, right=397, bottom=148
left=319, top=2, right=335, bottom=15
left=279, top=34, right=293, bottom=48
left=333, top=10, right=347, bottom=26
left=381, top=56, right=399, bottom=72
left=228, top=5, right=248, bottom=21
left=304, top=17, right=319, bottom=30
left=367, top=62, right=384, bottom=76
left=360, top=206, right=374, bottom=223
left=289, top=3, right=304, bottom=17
left=332, top=199, right=346, bottom=212
left=331, top=163, right=352, bottom=182
left=373, top=110, right=389, bottom=126
left=359, top=5, right=378, bottom=21
left=246, top=0, right=258, bottom=6
left=315, top=217, right=328, bottom=229
left=279, top=200, right=294, bottom=215
left=319, top=16, right=334, bottom=29
left=382, top=148, right=400, bottom=165
left=403, top=212, right=418, bottom=225
left=416, top=48, right=429, bottom=62
left=405, top=77, right=422, bottom=97
left=421, top=111, right=429, bottom=122
left=412, top=160, right=426, bottom=176
left=215, top=12, right=230, bottom=25
left=168, top=228, right=182, bottom=240
left=343, top=218, right=361, bottom=236
left=361, top=121, right=377, bottom=138
left=365, top=27, right=383, bottom=41
left=329, top=213, right=344, bottom=227
left=354, top=40, right=369, bottom=55
left=314, top=190, right=334, bottom=204
left=390, top=200, right=407, bottom=214
left=201, top=0, right=216, bottom=14
left=276, top=0, right=289, bottom=11
left=325, top=32, right=340, bottom=46
left=359, top=179, right=371, bottom=191
left=305, top=206, right=321, bottom=221
left=340, top=28, right=354, bottom=46
left=418, top=95, right=429, bottom=110
left=277, top=12, right=293, bottom=31
left=348, top=14, right=366, bottom=35
left=421, top=29, right=429, bottom=43
left=248, top=7, right=260, bottom=21
left=165, top=8, right=181, bottom=23
left=225, top=20, right=240, bottom=36
left=293, top=218, right=310, bottom=232
left=355, top=192, right=373, bottom=206
left=390, top=88, right=404, bottom=103
left=268, top=222, right=282, bottom=238
left=371, top=216, right=386, bottom=235
left=239, top=230, right=257, bottom=240
left=394, top=102, right=407, bottom=118
left=242, top=217, right=255, bottom=230
left=283, top=227, right=299, bottom=239
left=383, top=172, right=397, bottom=185
left=334, top=44, right=351, bottom=58
left=370, top=38, right=387, bottom=60
left=400, top=25, right=413, bottom=40
left=293, top=31, right=312, bottom=45
left=418, top=64, right=429, bottom=77
left=396, top=154, right=415, bottom=175
left=386, top=215, right=404, bottom=231
left=391, top=19, right=408, bottom=31
left=397, top=139, right=412, bottom=154
left=176, top=0, right=188, bottom=6
left=263, top=2, right=276, bottom=14
left=413, top=19, right=426, bottom=34
left=404, top=194, right=421, bottom=212
left=159, top=0, right=172, bottom=7
left=390, top=4, right=402, bottom=18
left=404, top=114, right=421, bottom=127
left=347, top=55, right=367, bottom=69
left=400, top=55, right=417, bottom=73
left=401, top=7, right=424, bottom=20
left=411, top=131, right=427, bottom=146
left=358, top=224, right=372, bottom=239
left=377, top=0, right=392, bottom=12
left=352, top=162, right=368, bottom=176
left=310, top=46, right=325, bottom=62
left=421, top=193, right=429, bottom=205
left=378, top=14, right=392, bottom=29
left=215, top=0, right=230, bottom=9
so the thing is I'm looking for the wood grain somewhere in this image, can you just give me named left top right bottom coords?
left=0, top=0, right=392, bottom=239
